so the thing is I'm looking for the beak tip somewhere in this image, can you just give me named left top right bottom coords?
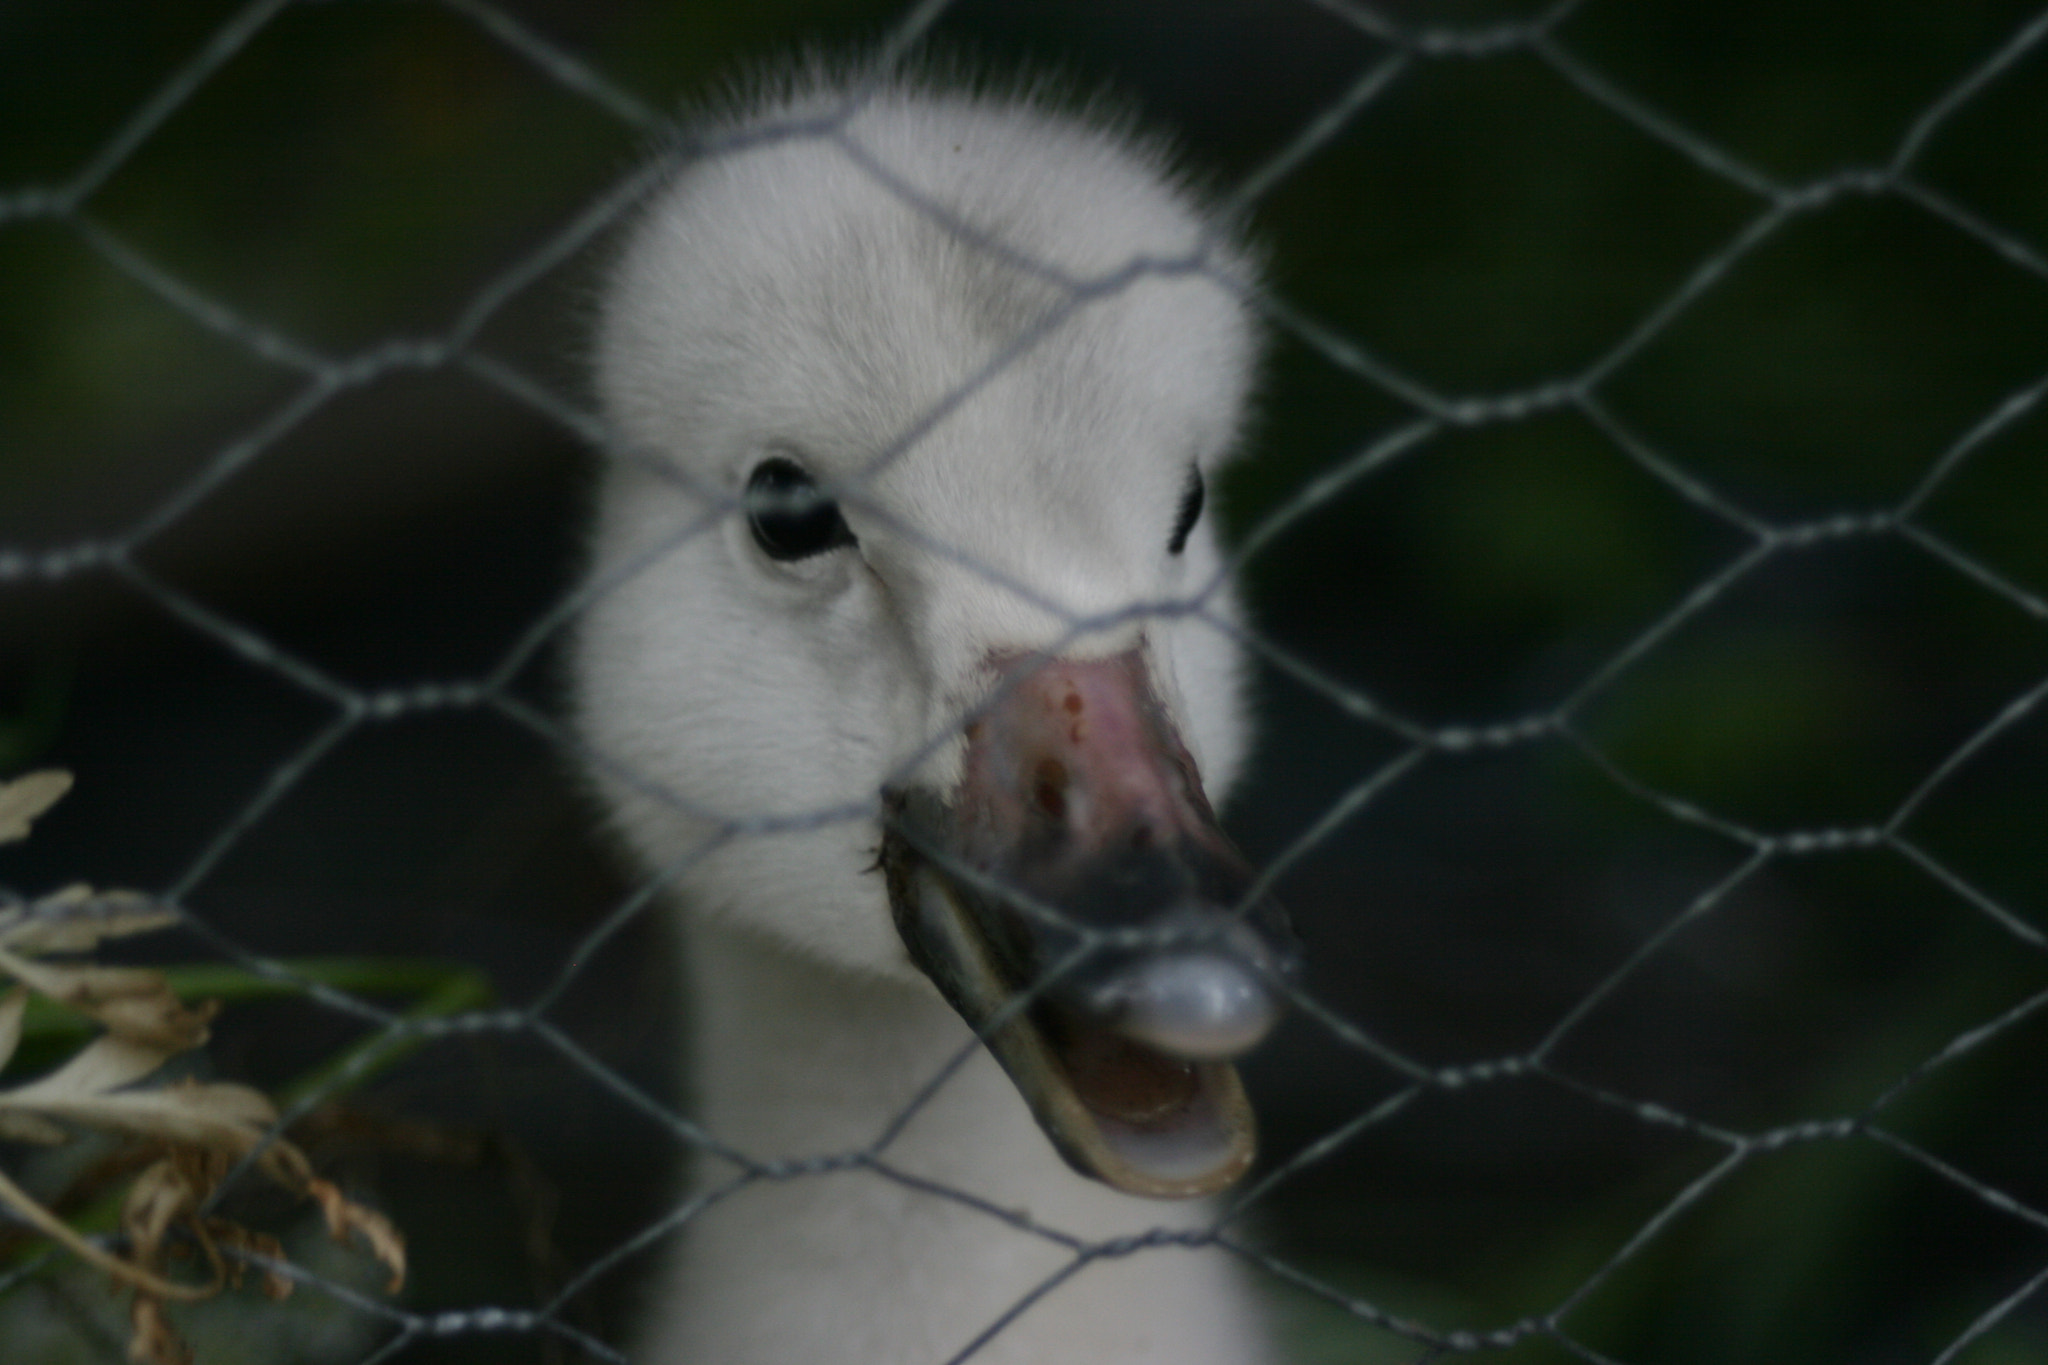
left=1088, top=951, right=1285, bottom=1063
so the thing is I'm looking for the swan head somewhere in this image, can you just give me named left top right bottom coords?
left=574, top=78, right=1297, bottom=1198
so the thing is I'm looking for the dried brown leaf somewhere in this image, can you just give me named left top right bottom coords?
left=96, top=991, right=219, bottom=1053
left=112, top=1150, right=242, bottom=1365
left=0, top=986, right=25, bottom=1072
left=0, top=768, right=409, bottom=1344
left=0, top=1113, right=70, bottom=1146
left=90, top=1077, right=279, bottom=1154
left=308, top=1176, right=407, bottom=1294
left=0, top=1041, right=279, bottom=1158
left=0, top=1108, right=67, bottom=1144
left=0, top=952, right=215, bottom=1051
left=0, top=769, right=71, bottom=845
left=1, top=1032, right=181, bottom=1107
left=128, top=1295, right=194, bottom=1365
left=121, top=1152, right=206, bottom=1275
left=0, top=885, right=179, bottom=957
left=0, top=1161, right=216, bottom=1302
left=205, top=1221, right=293, bottom=1300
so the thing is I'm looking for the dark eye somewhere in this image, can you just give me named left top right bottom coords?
left=1168, top=464, right=1205, bottom=556
left=745, top=457, right=857, bottom=562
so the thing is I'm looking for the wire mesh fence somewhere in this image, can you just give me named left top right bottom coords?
left=3, top=0, right=2047, bottom=1361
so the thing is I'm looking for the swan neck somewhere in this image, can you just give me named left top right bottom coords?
left=683, top=921, right=998, bottom=1164
left=655, top=922, right=1270, bottom=1364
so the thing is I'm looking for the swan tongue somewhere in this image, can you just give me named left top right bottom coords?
left=882, top=648, right=1294, bottom=1199
left=1046, top=1013, right=1202, bottom=1124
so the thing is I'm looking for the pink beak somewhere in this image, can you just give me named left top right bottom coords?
left=884, top=647, right=1296, bottom=1197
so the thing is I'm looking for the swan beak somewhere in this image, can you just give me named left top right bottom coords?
left=883, top=649, right=1298, bottom=1199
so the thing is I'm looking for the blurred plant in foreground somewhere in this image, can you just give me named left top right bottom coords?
left=0, top=771, right=403, bottom=1365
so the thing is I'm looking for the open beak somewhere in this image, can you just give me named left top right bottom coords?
left=883, top=647, right=1298, bottom=1199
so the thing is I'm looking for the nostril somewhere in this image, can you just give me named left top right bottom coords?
left=1033, top=758, right=1069, bottom=821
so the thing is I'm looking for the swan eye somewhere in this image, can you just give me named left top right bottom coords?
left=1168, top=464, right=1205, bottom=556
left=745, top=457, right=857, bottom=562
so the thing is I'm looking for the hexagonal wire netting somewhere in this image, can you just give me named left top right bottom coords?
left=3, top=0, right=2047, bottom=1362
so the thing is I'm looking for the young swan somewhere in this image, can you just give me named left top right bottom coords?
left=575, top=73, right=1295, bottom=1364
